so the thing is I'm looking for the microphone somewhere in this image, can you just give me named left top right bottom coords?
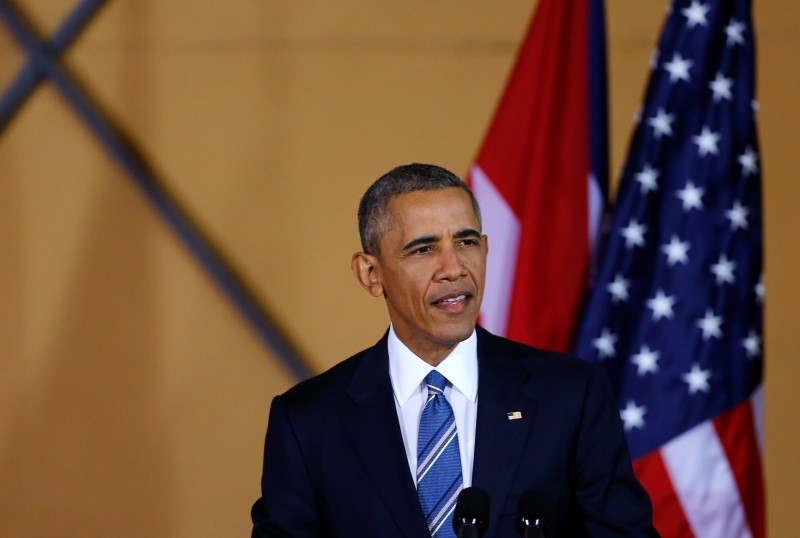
left=516, top=490, right=554, bottom=538
left=452, top=487, right=490, bottom=538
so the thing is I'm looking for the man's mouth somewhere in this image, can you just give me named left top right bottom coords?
left=432, top=293, right=473, bottom=312
left=436, top=294, right=467, bottom=305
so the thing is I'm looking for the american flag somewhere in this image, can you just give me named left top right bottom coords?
left=573, top=0, right=764, bottom=536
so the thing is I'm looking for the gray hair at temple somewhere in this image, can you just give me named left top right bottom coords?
left=357, top=163, right=482, bottom=255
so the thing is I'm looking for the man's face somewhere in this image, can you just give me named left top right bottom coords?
left=354, top=188, right=488, bottom=364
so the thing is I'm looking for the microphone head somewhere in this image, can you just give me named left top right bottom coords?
left=517, top=490, right=554, bottom=536
left=452, top=487, right=490, bottom=536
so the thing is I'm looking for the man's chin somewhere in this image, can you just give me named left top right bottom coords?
left=430, top=321, right=477, bottom=346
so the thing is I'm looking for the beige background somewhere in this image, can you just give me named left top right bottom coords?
left=0, top=1, right=797, bottom=536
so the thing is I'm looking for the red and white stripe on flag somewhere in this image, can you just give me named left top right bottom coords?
left=468, top=0, right=604, bottom=353
left=635, top=387, right=765, bottom=537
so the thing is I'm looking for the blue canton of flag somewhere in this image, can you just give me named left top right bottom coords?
left=573, top=0, right=764, bottom=536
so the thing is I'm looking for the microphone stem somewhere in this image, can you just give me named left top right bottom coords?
left=523, top=527, right=545, bottom=538
left=456, top=524, right=481, bottom=538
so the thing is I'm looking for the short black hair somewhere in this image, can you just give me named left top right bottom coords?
left=357, top=163, right=481, bottom=254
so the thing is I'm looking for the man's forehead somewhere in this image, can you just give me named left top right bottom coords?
left=379, top=190, right=481, bottom=249
left=387, top=188, right=479, bottom=220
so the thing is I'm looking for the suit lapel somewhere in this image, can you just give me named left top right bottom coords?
left=472, top=328, right=538, bottom=537
left=341, top=336, right=430, bottom=538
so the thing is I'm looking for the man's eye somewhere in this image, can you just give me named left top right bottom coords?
left=458, top=239, right=477, bottom=246
left=413, top=246, right=433, bottom=254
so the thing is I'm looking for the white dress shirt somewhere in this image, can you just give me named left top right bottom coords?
left=387, top=325, right=479, bottom=487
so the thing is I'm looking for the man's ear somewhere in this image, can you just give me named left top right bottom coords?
left=351, top=252, right=384, bottom=297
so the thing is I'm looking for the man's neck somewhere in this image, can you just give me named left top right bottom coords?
left=390, top=326, right=476, bottom=366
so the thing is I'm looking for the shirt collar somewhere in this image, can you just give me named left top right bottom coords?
left=388, top=325, right=478, bottom=407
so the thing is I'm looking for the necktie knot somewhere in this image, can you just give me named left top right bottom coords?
left=425, top=370, right=448, bottom=395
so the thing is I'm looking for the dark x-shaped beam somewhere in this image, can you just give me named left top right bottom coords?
left=0, top=0, right=311, bottom=380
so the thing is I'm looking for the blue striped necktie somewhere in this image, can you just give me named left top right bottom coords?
left=417, top=371, right=463, bottom=537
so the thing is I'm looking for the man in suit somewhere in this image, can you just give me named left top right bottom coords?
left=251, top=164, right=658, bottom=537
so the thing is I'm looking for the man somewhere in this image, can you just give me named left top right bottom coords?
left=251, top=164, right=658, bottom=537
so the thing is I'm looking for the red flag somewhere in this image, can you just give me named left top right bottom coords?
left=469, top=0, right=606, bottom=352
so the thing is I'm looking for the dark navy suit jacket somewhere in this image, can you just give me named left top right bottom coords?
left=252, top=327, right=658, bottom=537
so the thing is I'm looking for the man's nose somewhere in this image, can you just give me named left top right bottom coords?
left=436, top=245, right=467, bottom=281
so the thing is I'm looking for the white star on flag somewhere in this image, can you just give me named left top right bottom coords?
left=725, top=200, right=750, bottom=230
left=620, top=400, right=648, bottom=432
left=663, top=53, right=693, bottom=83
left=636, top=164, right=660, bottom=193
left=709, top=72, right=733, bottom=102
left=697, top=309, right=723, bottom=340
left=620, top=219, right=647, bottom=249
left=710, top=254, right=737, bottom=285
left=662, top=235, right=691, bottom=266
left=693, top=126, right=721, bottom=156
left=725, top=18, right=746, bottom=47
left=631, top=345, right=661, bottom=376
left=606, top=274, right=631, bottom=303
left=646, top=290, right=676, bottom=321
left=676, top=180, right=705, bottom=211
left=647, top=108, right=675, bottom=139
left=682, top=363, right=712, bottom=394
left=742, top=330, right=761, bottom=358
left=755, top=276, right=765, bottom=304
left=682, top=1, right=710, bottom=28
left=592, top=328, right=618, bottom=359
left=738, top=146, right=759, bottom=176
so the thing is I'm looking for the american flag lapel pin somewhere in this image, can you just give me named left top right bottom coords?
left=507, top=411, right=523, bottom=421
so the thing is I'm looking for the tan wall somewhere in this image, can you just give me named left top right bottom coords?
left=0, top=1, right=796, bottom=536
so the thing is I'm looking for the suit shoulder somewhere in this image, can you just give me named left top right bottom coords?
left=276, top=335, right=389, bottom=418
left=281, top=348, right=363, bottom=400
left=479, top=327, right=593, bottom=372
